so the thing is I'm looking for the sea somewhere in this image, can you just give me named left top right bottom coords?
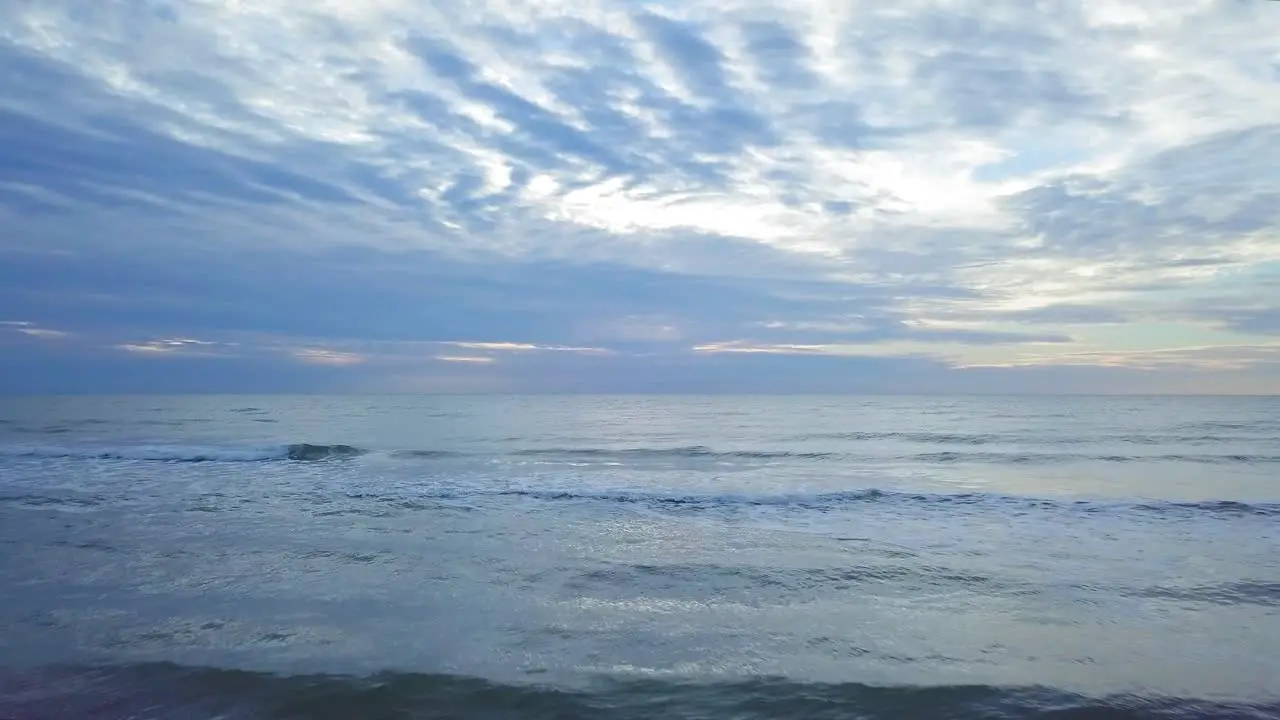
left=0, top=394, right=1277, bottom=719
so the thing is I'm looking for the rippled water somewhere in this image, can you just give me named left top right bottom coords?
left=0, top=395, right=1277, bottom=719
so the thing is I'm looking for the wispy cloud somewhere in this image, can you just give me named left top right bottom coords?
left=1, top=0, right=1278, bottom=392
left=18, top=328, right=70, bottom=339
left=442, top=341, right=613, bottom=355
left=293, top=349, right=365, bottom=366
left=694, top=341, right=827, bottom=355
left=115, top=338, right=225, bottom=356
left=2, top=320, right=71, bottom=339
left=435, top=355, right=496, bottom=364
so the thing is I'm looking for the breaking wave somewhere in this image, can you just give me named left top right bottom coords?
left=494, top=487, right=1280, bottom=517
left=0, top=443, right=365, bottom=462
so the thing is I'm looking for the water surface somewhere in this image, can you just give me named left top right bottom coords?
left=1, top=395, right=1277, bottom=718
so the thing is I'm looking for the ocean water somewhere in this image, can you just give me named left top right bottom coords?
left=0, top=394, right=1277, bottom=719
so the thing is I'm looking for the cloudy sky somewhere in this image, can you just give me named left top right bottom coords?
left=1, top=0, right=1278, bottom=393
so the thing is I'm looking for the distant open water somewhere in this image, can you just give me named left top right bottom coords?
left=0, top=395, right=1277, bottom=719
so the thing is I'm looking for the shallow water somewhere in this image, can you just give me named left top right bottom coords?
left=1, top=395, right=1277, bottom=718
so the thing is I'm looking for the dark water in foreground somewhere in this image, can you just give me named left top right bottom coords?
left=0, top=395, right=1277, bottom=719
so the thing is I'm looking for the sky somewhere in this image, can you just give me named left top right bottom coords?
left=1, top=0, right=1279, bottom=394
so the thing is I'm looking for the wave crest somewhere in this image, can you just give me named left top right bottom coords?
left=514, top=446, right=836, bottom=460
left=494, top=487, right=1280, bottom=517
left=2, top=442, right=1277, bottom=467
left=0, top=443, right=366, bottom=462
left=285, top=443, right=365, bottom=461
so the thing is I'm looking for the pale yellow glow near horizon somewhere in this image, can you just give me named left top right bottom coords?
left=693, top=321, right=1280, bottom=374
